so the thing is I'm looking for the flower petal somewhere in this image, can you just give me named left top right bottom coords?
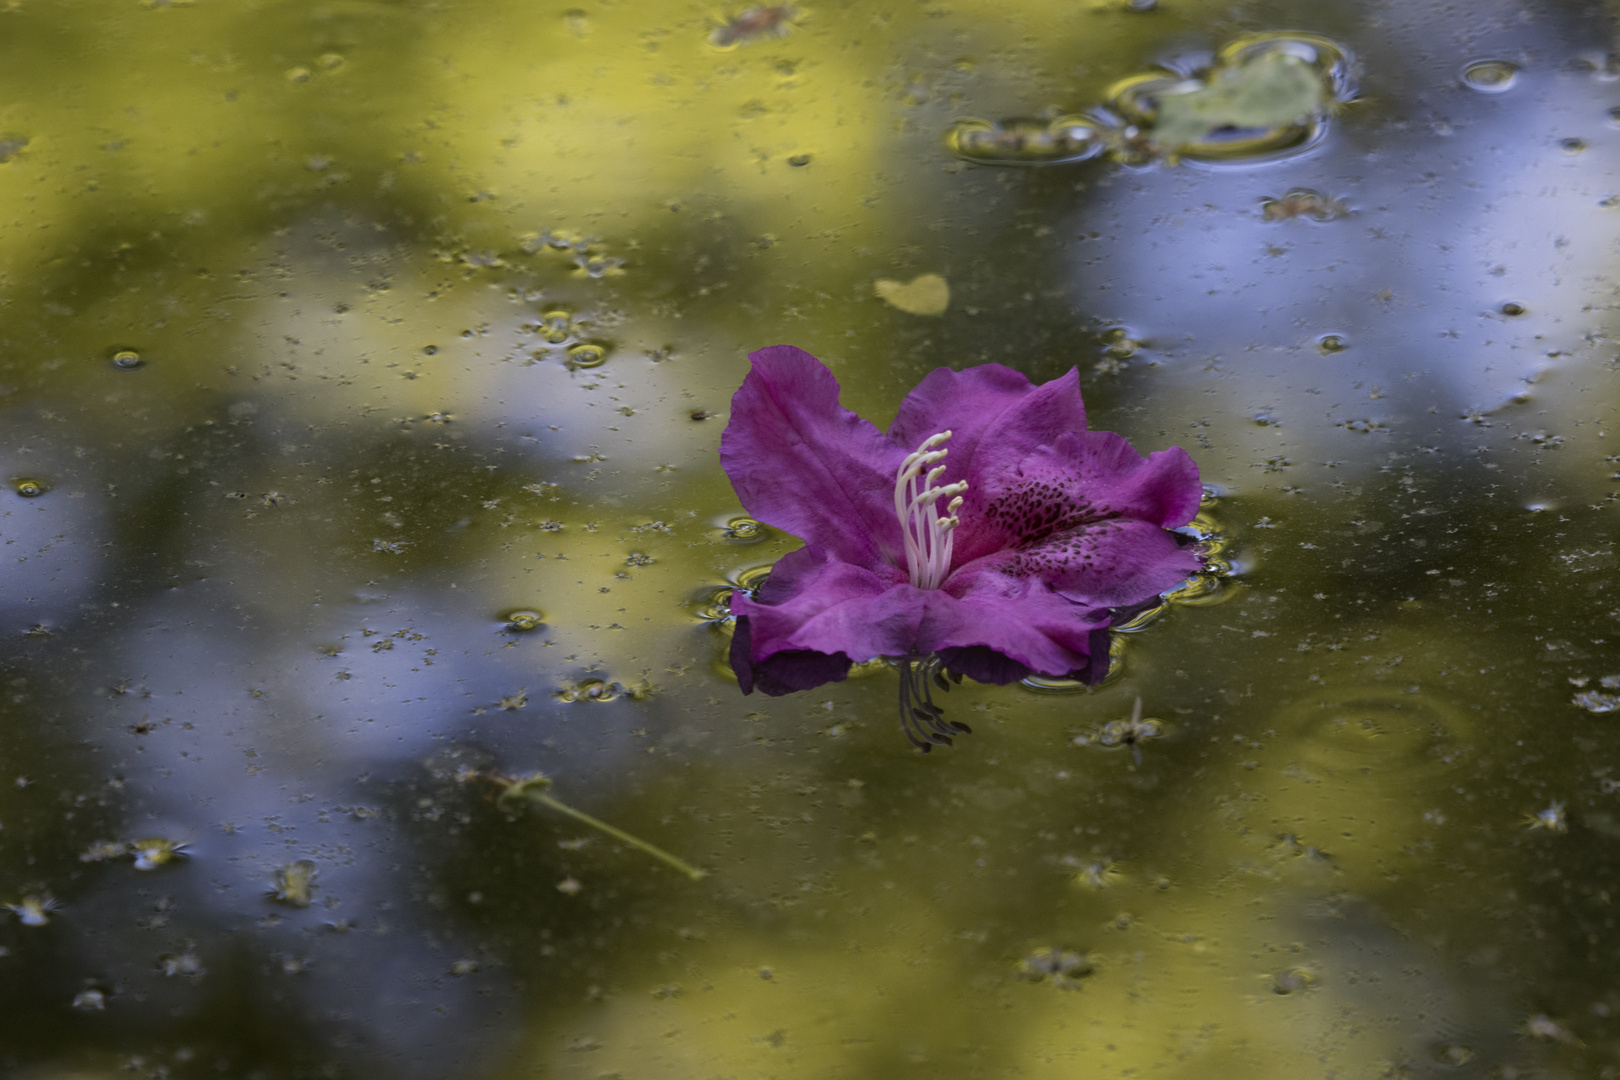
left=954, top=429, right=1202, bottom=570
left=889, top=363, right=1080, bottom=466
left=954, top=519, right=1203, bottom=610
left=732, top=548, right=923, bottom=664
left=730, top=616, right=853, bottom=696
left=736, top=544, right=1113, bottom=677
left=890, top=364, right=1093, bottom=491
left=720, top=346, right=907, bottom=569
left=915, top=579, right=1114, bottom=678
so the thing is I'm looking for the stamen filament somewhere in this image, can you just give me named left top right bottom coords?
left=894, top=431, right=969, bottom=590
left=896, top=656, right=970, bottom=752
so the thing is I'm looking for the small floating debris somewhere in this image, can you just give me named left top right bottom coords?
left=1523, top=801, right=1568, bottom=833
left=874, top=273, right=950, bottom=317
left=709, top=4, right=798, bottom=48
left=1261, top=188, right=1350, bottom=222
left=71, top=985, right=108, bottom=1011
left=948, top=32, right=1355, bottom=169
left=1017, top=948, right=1093, bottom=989
left=130, top=838, right=189, bottom=871
left=6, top=894, right=60, bottom=927
left=1271, top=966, right=1319, bottom=994
left=1074, top=697, right=1163, bottom=767
left=270, top=860, right=317, bottom=907
left=945, top=115, right=1107, bottom=166
left=1574, top=689, right=1620, bottom=714
left=1522, top=1013, right=1580, bottom=1045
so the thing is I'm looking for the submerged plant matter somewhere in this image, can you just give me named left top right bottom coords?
left=721, top=346, right=1204, bottom=749
left=489, top=772, right=706, bottom=881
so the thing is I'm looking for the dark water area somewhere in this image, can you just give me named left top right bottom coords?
left=1, top=0, right=1619, bottom=1077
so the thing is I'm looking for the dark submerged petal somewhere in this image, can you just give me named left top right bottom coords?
left=1078, top=626, right=1115, bottom=685
left=938, top=645, right=1033, bottom=685
left=731, top=617, right=853, bottom=696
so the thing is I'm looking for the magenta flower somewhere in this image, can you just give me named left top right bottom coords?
left=722, top=346, right=1204, bottom=750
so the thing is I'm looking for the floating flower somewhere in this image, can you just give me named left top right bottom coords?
left=721, top=346, right=1204, bottom=749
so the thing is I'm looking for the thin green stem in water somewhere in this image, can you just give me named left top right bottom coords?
left=503, top=780, right=705, bottom=881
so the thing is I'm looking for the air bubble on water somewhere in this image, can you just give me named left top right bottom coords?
left=733, top=564, right=774, bottom=594
left=13, top=478, right=45, bottom=497
left=721, top=516, right=769, bottom=544
left=573, top=253, right=625, bottom=278
left=111, top=348, right=144, bottom=369
left=1461, top=59, right=1519, bottom=93
left=559, top=679, right=617, bottom=703
left=1017, top=948, right=1093, bottom=988
left=501, top=609, right=545, bottom=632
left=318, top=52, right=345, bottom=71
left=1317, top=333, right=1348, bottom=354
left=567, top=343, right=608, bottom=369
left=691, top=585, right=737, bottom=625
left=945, top=116, right=1107, bottom=167
left=558, top=678, right=651, bottom=703
left=1271, top=967, right=1319, bottom=994
left=537, top=311, right=574, bottom=344
left=285, top=67, right=311, bottom=83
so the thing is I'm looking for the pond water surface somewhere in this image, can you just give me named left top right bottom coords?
left=2, top=0, right=1619, bottom=1077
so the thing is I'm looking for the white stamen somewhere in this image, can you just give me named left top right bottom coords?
left=894, top=430, right=969, bottom=590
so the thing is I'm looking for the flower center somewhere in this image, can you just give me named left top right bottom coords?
left=894, top=430, right=969, bottom=590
